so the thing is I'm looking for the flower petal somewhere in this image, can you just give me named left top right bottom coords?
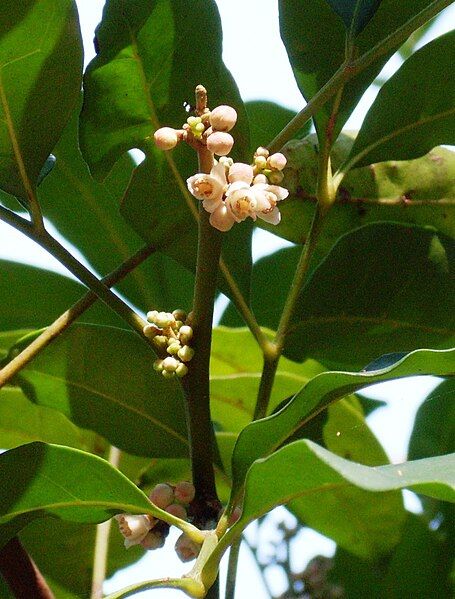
left=257, top=206, right=281, bottom=225
left=209, top=203, right=236, bottom=231
left=187, top=173, right=224, bottom=201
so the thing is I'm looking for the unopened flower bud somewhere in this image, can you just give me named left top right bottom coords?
left=178, top=325, right=193, bottom=344
left=154, top=312, right=175, bottom=328
left=255, top=146, right=269, bottom=158
left=268, top=170, right=284, bottom=184
left=228, top=506, right=242, bottom=526
left=209, top=203, right=236, bottom=232
left=115, top=514, right=151, bottom=549
left=209, top=105, right=237, bottom=132
left=154, top=127, right=178, bottom=151
left=253, top=174, right=268, bottom=184
left=194, top=122, right=205, bottom=133
left=162, top=356, right=180, bottom=372
left=174, top=481, right=196, bottom=504
left=175, top=363, right=189, bottom=378
left=206, top=131, right=234, bottom=156
left=167, top=342, right=181, bottom=355
left=165, top=503, right=188, bottom=521
left=153, top=359, right=164, bottom=372
left=254, top=155, right=267, bottom=169
left=174, top=320, right=184, bottom=330
left=219, top=156, right=234, bottom=169
left=178, top=345, right=195, bottom=362
left=228, top=163, right=254, bottom=184
left=175, top=533, right=201, bottom=563
left=143, top=324, right=160, bottom=339
left=152, top=335, right=168, bottom=351
left=162, top=370, right=175, bottom=379
left=150, top=483, right=174, bottom=509
left=172, top=309, right=187, bottom=321
left=147, top=310, right=159, bottom=323
left=140, top=529, right=165, bottom=550
left=267, top=152, right=287, bottom=171
left=187, top=116, right=201, bottom=127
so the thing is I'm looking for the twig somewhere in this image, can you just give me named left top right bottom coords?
left=0, top=244, right=156, bottom=389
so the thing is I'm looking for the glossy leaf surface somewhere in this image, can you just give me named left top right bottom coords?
left=0, top=0, right=82, bottom=201
left=0, top=443, right=156, bottom=549
left=0, top=260, right=121, bottom=330
left=261, top=135, right=455, bottom=246
left=347, top=30, right=455, bottom=168
left=38, top=109, right=195, bottom=313
left=229, top=441, right=455, bottom=558
left=230, top=348, right=455, bottom=498
left=226, top=224, right=455, bottom=370
left=279, top=0, right=441, bottom=137
left=17, top=324, right=189, bottom=458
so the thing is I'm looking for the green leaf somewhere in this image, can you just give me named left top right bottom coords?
left=80, top=0, right=248, bottom=177
left=0, top=260, right=121, bottom=330
left=0, top=0, right=82, bottom=201
left=17, top=323, right=189, bottom=458
left=326, top=0, right=383, bottom=34
left=229, top=441, right=455, bottom=559
left=38, top=107, right=195, bottom=313
left=210, top=327, right=325, bottom=432
left=408, top=378, right=455, bottom=461
left=18, top=519, right=143, bottom=599
left=266, top=134, right=455, bottom=246
left=285, top=223, right=455, bottom=368
left=225, top=224, right=455, bottom=369
left=0, top=442, right=157, bottom=548
left=346, top=30, right=455, bottom=169
left=329, top=513, right=453, bottom=598
left=244, top=101, right=299, bottom=155
left=0, top=386, right=90, bottom=450
left=287, top=397, right=405, bottom=557
left=279, top=0, right=439, bottom=138
left=230, top=347, right=455, bottom=501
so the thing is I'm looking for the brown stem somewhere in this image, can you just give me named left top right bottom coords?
left=0, top=537, right=54, bottom=599
left=0, top=244, right=156, bottom=389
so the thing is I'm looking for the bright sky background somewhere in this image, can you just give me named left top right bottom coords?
left=1, top=1, right=454, bottom=597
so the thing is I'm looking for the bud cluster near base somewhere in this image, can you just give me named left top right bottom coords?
left=143, top=308, right=194, bottom=378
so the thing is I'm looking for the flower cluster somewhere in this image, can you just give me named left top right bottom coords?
left=187, top=147, right=289, bottom=232
left=153, top=96, right=289, bottom=232
left=116, top=481, right=198, bottom=561
left=143, top=309, right=194, bottom=378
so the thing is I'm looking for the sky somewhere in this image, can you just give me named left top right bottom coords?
left=1, top=1, right=453, bottom=597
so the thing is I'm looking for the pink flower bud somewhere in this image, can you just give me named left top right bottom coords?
left=165, top=503, right=188, bottom=521
left=255, top=146, right=269, bottom=158
left=140, top=530, right=165, bottom=550
left=228, top=163, right=254, bottom=184
left=267, top=152, right=287, bottom=171
left=154, top=127, right=178, bottom=151
left=174, top=481, right=196, bottom=504
left=206, top=132, right=234, bottom=156
left=149, top=483, right=174, bottom=509
left=175, top=533, right=201, bottom=563
left=209, top=105, right=237, bottom=132
left=253, top=174, right=268, bottom=184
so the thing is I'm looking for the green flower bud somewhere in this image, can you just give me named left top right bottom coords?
left=161, top=370, right=175, bottom=379
left=175, top=362, right=189, bottom=378
left=178, top=325, right=193, bottom=344
left=162, top=356, right=179, bottom=372
left=167, top=342, right=181, bottom=355
left=178, top=345, right=194, bottom=362
left=153, top=335, right=168, bottom=351
left=172, top=309, right=187, bottom=322
left=153, top=359, right=164, bottom=372
left=254, top=155, right=267, bottom=169
left=146, top=310, right=159, bottom=323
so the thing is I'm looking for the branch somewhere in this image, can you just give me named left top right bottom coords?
left=0, top=244, right=156, bottom=389
left=103, top=577, right=204, bottom=599
left=0, top=537, right=54, bottom=599
left=0, top=205, right=150, bottom=344
left=268, top=0, right=453, bottom=152
left=180, top=86, right=221, bottom=524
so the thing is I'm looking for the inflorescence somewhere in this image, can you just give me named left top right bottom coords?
left=154, top=102, right=289, bottom=232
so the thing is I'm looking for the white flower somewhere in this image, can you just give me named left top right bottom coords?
left=186, top=162, right=227, bottom=212
left=251, top=183, right=288, bottom=225
left=225, top=181, right=257, bottom=222
left=115, top=514, right=152, bottom=549
left=209, top=202, right=236, bottom=231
